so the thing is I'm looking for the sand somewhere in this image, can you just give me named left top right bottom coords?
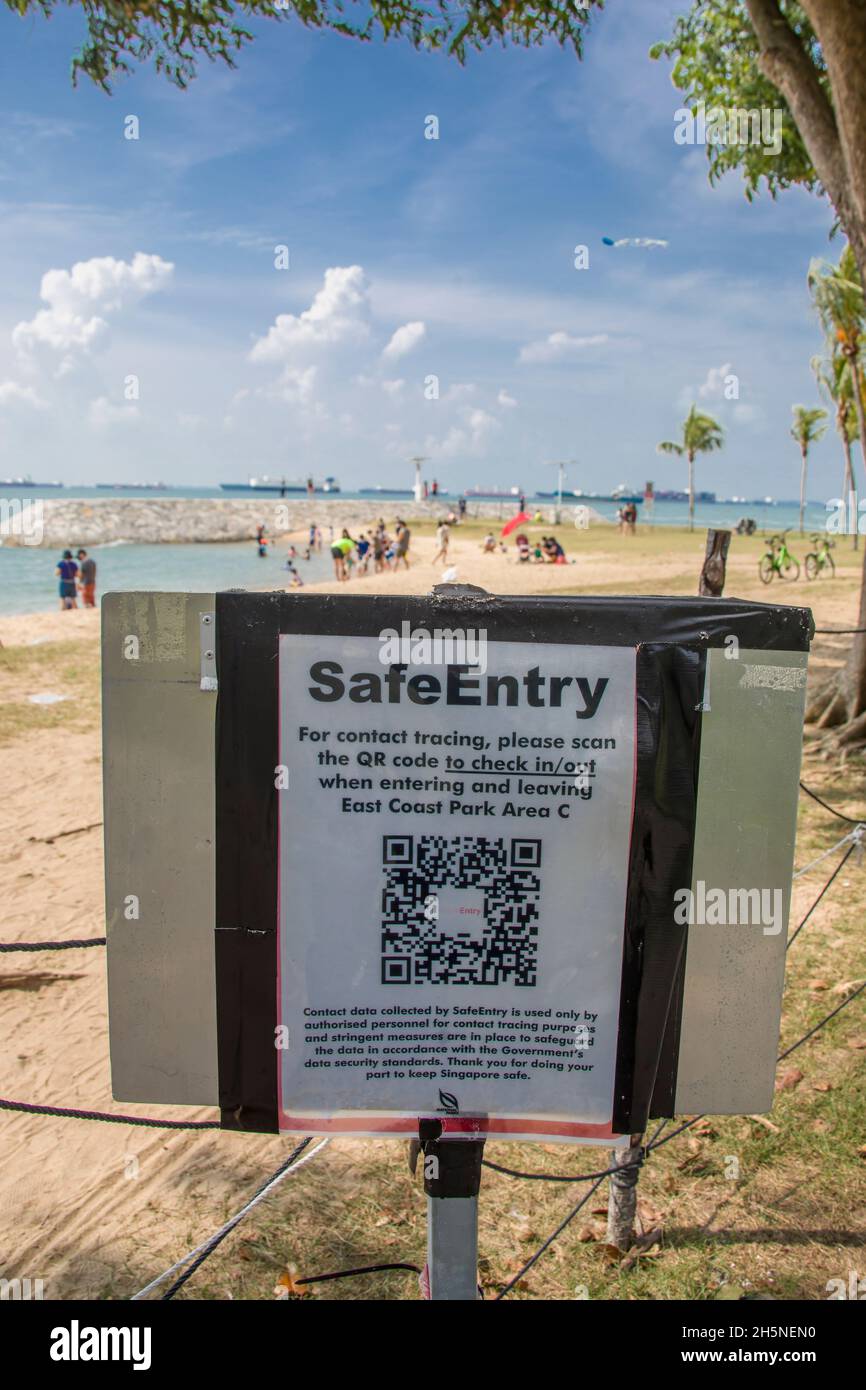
left=0, top=524, right=861, bottom=1298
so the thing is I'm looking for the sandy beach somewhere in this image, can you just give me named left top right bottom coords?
left=1, top=522, right=864, bottom=1299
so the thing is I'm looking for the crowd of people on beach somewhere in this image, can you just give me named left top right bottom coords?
left=483, top=530, right=569, bottom=564
left=255, top=516, right=426, bottom=584
left=329, top=517, right=414, bottom=581
left=253, top=507, right=583, bottom=587
left=55, top=549, right=97, bottom=610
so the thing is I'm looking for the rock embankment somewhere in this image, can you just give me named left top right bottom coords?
left=5, top=496, right=608, bottom=547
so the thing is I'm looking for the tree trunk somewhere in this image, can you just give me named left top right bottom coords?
left=748, top=0, right=866, bottom=741
left=799, top=444, right=807, bottom=534
left=688, top=453, right=695, bottom=532
left=839, top=412, right=858, bottom=550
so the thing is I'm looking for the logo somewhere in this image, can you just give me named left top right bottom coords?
left=437, top=1088, right=459, bottom=1115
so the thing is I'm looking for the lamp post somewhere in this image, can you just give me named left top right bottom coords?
left=410, top=456, right=429, bottom=504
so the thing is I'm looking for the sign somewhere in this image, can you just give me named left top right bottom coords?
left=101, top=590, right=812, bottom=1125
left=276, top=632, right=636, bottom=1141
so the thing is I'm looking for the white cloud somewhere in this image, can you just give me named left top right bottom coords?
left=89, top=396, right=140, bottom=429
left=0, top=380, right=46, bottom=409
left=497, top=388, right=518, bottom=408
left=444, top=382, right=475, bottom=402
left=381, top=379, right=405, bottom=396
left=276, top=365, right=317, bottom=404
left=518, top=331, right=610, bottom=364
left=382, top=320, right=426, bottom=361
left=13, top=252, right=174, bottom=359
left=249, top=265, right=370, bottom=362
left=428, top=406, right=500, bottom=458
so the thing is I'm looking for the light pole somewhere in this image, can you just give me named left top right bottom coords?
left=410, top=456, right=429, bottom=504
left=546, top=460, right=573, bottom=525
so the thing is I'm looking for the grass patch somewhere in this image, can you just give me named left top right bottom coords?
left=0, top=638, right=100, bottom=744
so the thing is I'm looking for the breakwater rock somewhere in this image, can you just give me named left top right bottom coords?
left=5, top=496, right=608, bottom=547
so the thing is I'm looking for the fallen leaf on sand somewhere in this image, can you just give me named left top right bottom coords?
left=775, top=1067, right=804, bottom=1091
left=812, top=1080, right=833, bottom=1092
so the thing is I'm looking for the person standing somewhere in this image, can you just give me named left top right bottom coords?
left=433, top=519, right=450, bottom=564
left=56, top=550, right=78, bottom=609
left=394, top=519, right=411, bottom=570
left=77, top=549, right=97, bottom=607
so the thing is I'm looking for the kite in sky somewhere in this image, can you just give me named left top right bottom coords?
left=602, top=236, right=669, bottom=248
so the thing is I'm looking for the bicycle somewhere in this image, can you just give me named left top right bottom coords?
left=804, top=533, right=836, bottom=581
left=759, top=530, right=800, bottom=583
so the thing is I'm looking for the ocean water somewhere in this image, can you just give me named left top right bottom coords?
left=0, top=540, right=334, bottom=616
left=0, top=494, right=836, bottom=617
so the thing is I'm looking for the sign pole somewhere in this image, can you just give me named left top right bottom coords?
left=420, top=1120, right=484, bottom=1300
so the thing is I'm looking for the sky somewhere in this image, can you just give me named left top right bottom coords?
left=0, top=1, right=849, bottom=498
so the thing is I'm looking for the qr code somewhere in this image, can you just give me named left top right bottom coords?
left=381, top=835, right=541, bottom=987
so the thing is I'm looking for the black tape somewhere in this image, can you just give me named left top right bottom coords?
left=213, top=590, right=810, bottom=1136
left=612, top=645, right=704, bottom=1132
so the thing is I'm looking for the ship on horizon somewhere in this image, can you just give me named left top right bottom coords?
left=220, top=475, right=341, bottom=495
left=0, top=474, right=64, bottom=489
left=97, top=481, right=168, bottom=491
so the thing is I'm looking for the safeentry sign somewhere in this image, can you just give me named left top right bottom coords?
left=211, top=590, right=813, bottom=1142
left=276, top=632, right=635, bottom=1141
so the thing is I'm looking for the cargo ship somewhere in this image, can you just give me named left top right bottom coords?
left=97, top=481, right=168, bottom=491
left=220, top=475, right=340, bottom=495
left=0, top=475, right=64, bottom=489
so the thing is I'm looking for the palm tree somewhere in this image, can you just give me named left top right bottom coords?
left=806, top=244, right=866, bottom=739
left=657, top=405, right=724, bottom=532
left=790, top=405, right=827, bottom=535
left=808, top=245, right=866, bottom=480
left=812, top=351, right=860, bottom=549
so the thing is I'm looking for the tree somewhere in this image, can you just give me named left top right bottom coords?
left=652, top=3, right=866, bottom=748
left=790, top=404, right=827, bottom=534
left=812, top=349, right=860, bottom=550
left=1, top=0, right=600, bottom=90
left=657, top=406, right=724, bottom=533
left=808, top=246, right=866, bottom=480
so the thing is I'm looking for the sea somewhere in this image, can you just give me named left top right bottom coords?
left=0, top=484, right=837, bottom=618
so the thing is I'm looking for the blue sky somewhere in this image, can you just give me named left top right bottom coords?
left=0, top=1, right=849, bottom=497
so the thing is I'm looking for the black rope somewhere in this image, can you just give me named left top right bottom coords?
left=0, top=1097, right=220, bottom=1129
left=160, top=1137, right=313, bottom=1300
left=787, top=843, right=857, bottom=950
left=493, top=1174, right=608, bottom=1300
left=0, top=937, right=105, bottom=953
left=482, top=1152, right=643, bottom=1184
left=296, top=1261, right=421, bottom=1286
left=800, top=782, right=865, bottom=824
left=777, top=979, right=866, bottom=1061
left=483, top=984, right=861, bottom=1189
left=813, top=628, right=866, bottom=634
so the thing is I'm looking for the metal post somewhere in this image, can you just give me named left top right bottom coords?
left=420, top=1120, right=484, bottom=1300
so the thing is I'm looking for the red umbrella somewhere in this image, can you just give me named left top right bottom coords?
left=501, top=510, right=531, bottom=538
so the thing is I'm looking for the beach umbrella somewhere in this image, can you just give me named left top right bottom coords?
left=501, top=511, right=531, bottom=538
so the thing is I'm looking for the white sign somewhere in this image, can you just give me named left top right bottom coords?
left=277, top=634, right=636, bottom=1143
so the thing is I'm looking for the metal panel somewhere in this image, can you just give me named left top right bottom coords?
left=103, top=592, right=218, bottom=1103
left=675, top=648, right=808, bottom=1114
